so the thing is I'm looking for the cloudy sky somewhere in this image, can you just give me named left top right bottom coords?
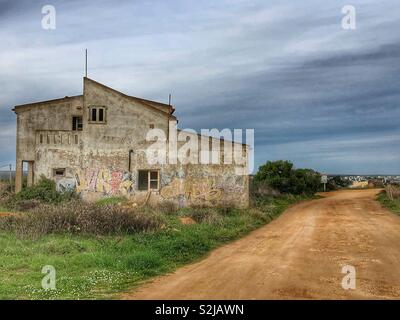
left=0, top=0, right=399, bottom=174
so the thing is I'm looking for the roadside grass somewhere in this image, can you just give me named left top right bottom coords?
left=377, top=191, right=400, bottom=215
left=0, top=194, right=313, bottom=299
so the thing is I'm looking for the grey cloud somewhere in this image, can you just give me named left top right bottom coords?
left=0, top=0, right=399, bottom=173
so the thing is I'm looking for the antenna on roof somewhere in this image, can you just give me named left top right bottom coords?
left=168, top=94, right=172, bottom=106
left=85, top=49, right=88, bottom=77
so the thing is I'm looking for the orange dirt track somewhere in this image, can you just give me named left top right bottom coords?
left=123, top=189, right=400, bottom=300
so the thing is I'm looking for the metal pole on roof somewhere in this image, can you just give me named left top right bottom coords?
left=168, top=94, right=171, bottom=106
left=85, top=49, right=88, bottom=77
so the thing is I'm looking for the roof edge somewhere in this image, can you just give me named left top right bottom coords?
left=84, top=77, right=175, bottom=115
left=13, top=95, right=83, bottom=113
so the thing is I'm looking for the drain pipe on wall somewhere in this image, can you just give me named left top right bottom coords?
left=128, top=149, right=134, bottom=172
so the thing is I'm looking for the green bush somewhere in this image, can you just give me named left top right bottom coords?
left=253, top=160, right=321, bottom=195
left=326, top=176, right=351, bottom=191
left=5, top=176, right=76, bottom=210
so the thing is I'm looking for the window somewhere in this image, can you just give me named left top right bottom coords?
left=99, top=108, right=104, bottom=122
left=149, top=123, right=154, bottom=129
left=138, top=170, right=159, bottom=191
left=53, top=168, right=66, bottom=177
left=150, top=171, right=158, bottom=189
left=89, top=106, right=106, bottom=123
left=91, top=108, right=97, bottom=121
left=72, top=116, right=83, bottom=131
left=39, top=134, right=43, bottom=144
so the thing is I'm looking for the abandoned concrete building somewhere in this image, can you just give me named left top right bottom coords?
left=13, top=78, right=249, bottom=207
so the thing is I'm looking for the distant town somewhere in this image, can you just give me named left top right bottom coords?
left=328, top=174, right=400, bottom=188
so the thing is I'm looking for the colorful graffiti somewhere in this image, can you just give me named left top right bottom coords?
left=160, top=177, right=223, bottom=204
left=75, top=169, right=134, bottom=195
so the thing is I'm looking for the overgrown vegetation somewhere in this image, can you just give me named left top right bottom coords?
left=377, top=185, right=400, bottom=215
left=0, top=191, right=313, bottom=299
left=253, top=160, right=322, bottom=195
left=0, top=201, right=163, bottom=238
left=0, top=162, right=320, bottom=299
left=325, top=175, right=352, bottom=191
left=1, top=177, right=76, bottom=212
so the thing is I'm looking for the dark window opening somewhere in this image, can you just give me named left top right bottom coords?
left=91, top=108, right=97, bottom=121
left=149, top=123, right=154, bottom=129
left=72, top=116, right=83, bottom=131
left=39, top=134, right=43, bottom=144
left=53, top=168, right=66, bottom=177
left=138, top=170, right=159, bottom=191
left=138, top=170, right=148, bottom=191
left=99, top=108, right=104, bottom=122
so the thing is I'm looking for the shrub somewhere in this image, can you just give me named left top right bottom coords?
left=0, top=200, right=164, bottom=238
left=154, top=201, right=178, bottom=215
left=253, top=160, right=321, bottom=195
left=252, top=180, right=281, bottom=197
left=187, top=207, right=223, bottom=225
left=386, top=184, right=400, bottom=200
left=5, top=176, right=76, bottom=211
left=0, top=180, right=11, bottom=198
left=326, top=176, right=351, bottom=191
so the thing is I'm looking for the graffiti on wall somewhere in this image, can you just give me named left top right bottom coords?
left=56, top=178, right=76, bottom=192
left=160, top=177, right=223, bottom=205
left=75, top=169, right=134, bottom=195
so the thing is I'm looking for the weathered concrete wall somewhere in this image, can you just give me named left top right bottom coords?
left=14, top=78, right=249, bottom=207
left=14, top=96, right=83, bottom=191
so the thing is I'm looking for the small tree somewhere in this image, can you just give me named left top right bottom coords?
left=254, top=160, right=294, bottom=194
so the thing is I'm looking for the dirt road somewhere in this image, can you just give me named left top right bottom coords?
left=123, top=189, right=400, bottom=299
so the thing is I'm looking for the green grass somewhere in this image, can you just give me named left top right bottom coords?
left=0, top=194, right=312, bottom=300
left=377, top=192, right=400, bottom=214
left=95, top=196, right=128, bottom=206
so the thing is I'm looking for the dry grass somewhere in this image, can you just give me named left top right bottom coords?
left=385, top=184, right=400, bottom=200
left=0, top=200, right=164, bottom=238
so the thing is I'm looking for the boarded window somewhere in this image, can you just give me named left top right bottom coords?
left=72, top=116, right=83, bottom=131
left=138, top=170, right=159, bottom=191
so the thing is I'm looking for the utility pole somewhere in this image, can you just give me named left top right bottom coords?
left=9, top=164, right=12, bottom=185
